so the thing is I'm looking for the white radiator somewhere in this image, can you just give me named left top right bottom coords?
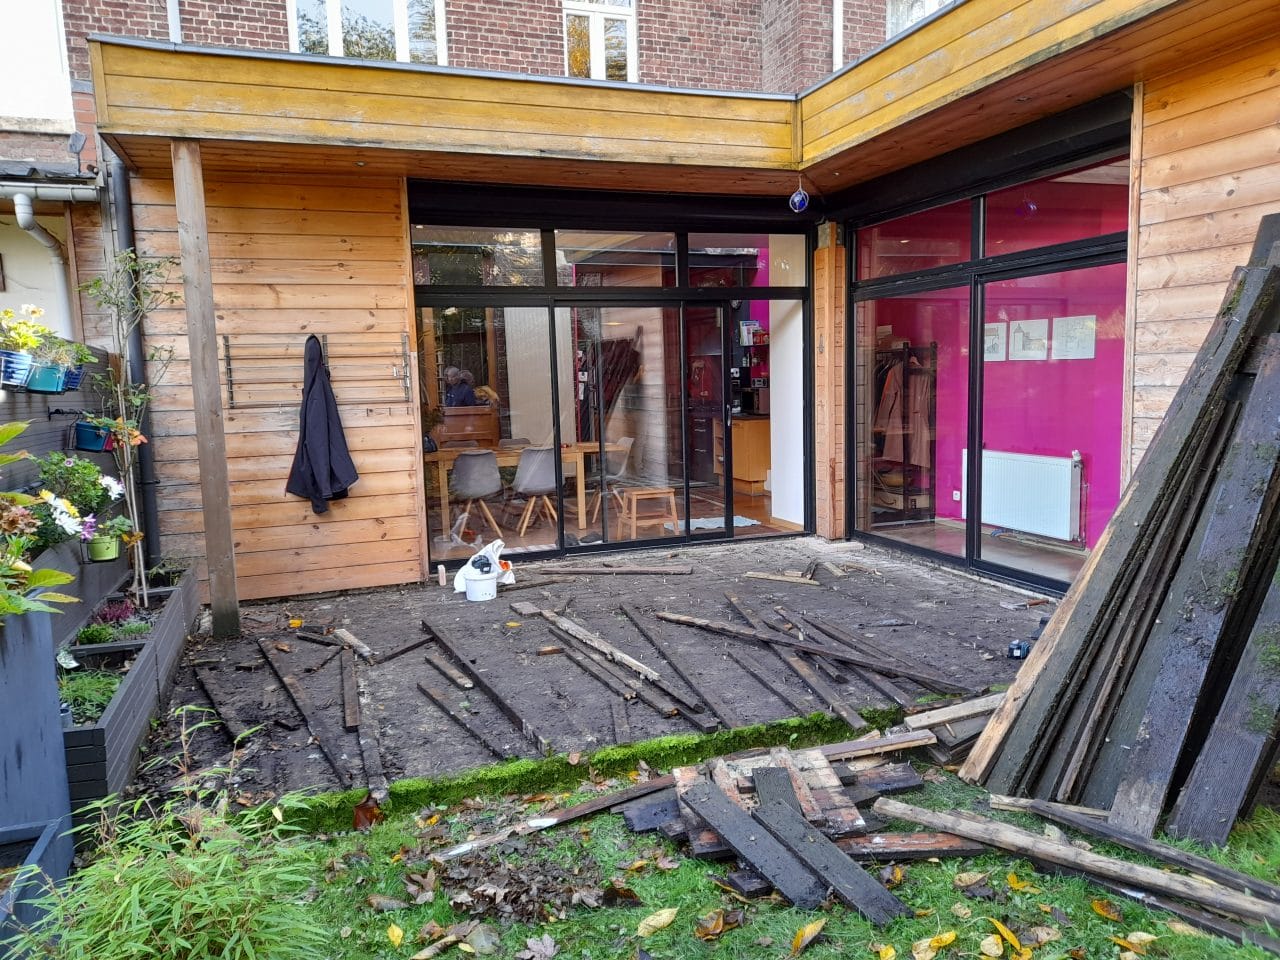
left=962, top=449, right=1082, bottom=542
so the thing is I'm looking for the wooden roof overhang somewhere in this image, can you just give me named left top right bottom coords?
left=92, top=0, right=1280, bottom=198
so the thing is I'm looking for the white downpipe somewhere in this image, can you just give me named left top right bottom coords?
left=167, top=0, right=182, bottom=42
left=833, top=0, right=844, bottom=71
left=13, top=193, right=74, bottom=337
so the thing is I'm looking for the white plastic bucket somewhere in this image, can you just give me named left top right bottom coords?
left=462, top=563, right=499, bottom=602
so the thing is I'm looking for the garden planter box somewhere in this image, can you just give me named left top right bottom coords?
left=33, top=540, right=130, bottom=655
left=0, top=816, right=73, bottom=946
left=61, top=565, right=197, bottom=812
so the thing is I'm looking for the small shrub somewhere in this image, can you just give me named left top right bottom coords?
left=113, top=617, right=151, bottom=638
left=91, top=598, right=135, bottom=624
left=58, top=669, right=122, bottom=725
left=3, top=794, right=328, bottom=960
left=74, top=623, right=115, bottom=645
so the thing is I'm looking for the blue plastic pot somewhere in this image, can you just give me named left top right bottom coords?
left=73, top=421, right=111, bottom=452
left=24, top=362, right=66, bottom=394
left=62, top=365, right=86, bottom=391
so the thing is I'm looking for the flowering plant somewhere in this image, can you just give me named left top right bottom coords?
left=30, top=454, right=126, bottom=548
left=0, top=422, right=78, bottom=616
left=0, top=304, right=56, bottom=353
left=93, top=514, right=135, bottom=539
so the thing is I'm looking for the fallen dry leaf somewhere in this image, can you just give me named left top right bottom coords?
left=880, top=864, right=907, bottom=889
left=790, top=918, right=826, bottom=956
left=914, top=908, right=935, bottom=918
left=694, top=908, right=745, bottom=942
left=987, top=918, right=1022, bottom=953
left=978, top=934, right=1002, bottom=957
left=1022, top=925, right=1062, bottom=947
left=871, top=943, right=896, bottom=960
left=910, top=938, right=936, bottom=960
left=655, top=855, right=679, bottom=871
left=637, top=908, right=678, bottom=937
left=464, top=924, right=500, bottom=955
left=1165, top=920, right=1205, bottom=938
left=757, top=936, right=774, bottom=948
left=950, top=902, right=972, bottom=920
left=568, top=752, right=583, bottom=766
left=1006, top=872, right=1042, bottom=894
left=353, top=791, right=385, bottom=832
left=388, top=923, right=405, bottom=948
left=515, top=933, right=559, bottom=960
left=603, top=883, right=643, bottom=908
left=288, top=618, right=303, bottom=628
left=1126, top=932, right=1158, bottom=947
left=405, top=869, right=437, bottom=905
left=367, top=894, right=410, bottom=913
left=1067, top=948, right=1086, bottom=960
left=1092, top=899, right=1123, bottom=922
left=1109, top=936, right=1147, bottom=955
left=623, top=859, right=650, bottom=872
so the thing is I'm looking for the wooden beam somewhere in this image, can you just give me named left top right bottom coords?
left=621, top=605, right=743, bottom=728
left=835, top=833, right=988, bottom=862
left=339, top=648, right=360, bottom=732
left=874, top=798, right=1280, bottom=928
left=903, top=693, right=1005, bottom=730
left=257, top=639, right=350, bottom=785
left=415, top=677, right=515, bottom=760
left=171, top=138, right=238, bottom=637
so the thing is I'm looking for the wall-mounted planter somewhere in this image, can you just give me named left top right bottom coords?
left=0, top=816, right=73, bottom=946
left=72, top=421, right=112, bottom=452
left=61, top=564, right=197, bottom=813
left=85, top=535, right=120, bottom=562
left=61, top=365, right=87, bottom=392
left=0, top=350, right=33, bottom=387
left=22, top=362, right=66, bottom=394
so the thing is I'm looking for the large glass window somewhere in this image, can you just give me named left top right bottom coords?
left=851, top=156, right=1128, bottom=585
left=412, top=227, right=543, bottom=286
left=563, top=0, right=637, bottom=82
left=554, top=231, right=675, bottom=287
left=688, top=233, right=809, bottom=288
left=293, top=0, right=448, bottom=65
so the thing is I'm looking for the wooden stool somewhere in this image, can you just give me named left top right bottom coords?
left=618, top=486, right=679, bottom=539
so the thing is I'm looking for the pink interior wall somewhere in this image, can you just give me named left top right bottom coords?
left=883, top=260, right=1125, bottom=548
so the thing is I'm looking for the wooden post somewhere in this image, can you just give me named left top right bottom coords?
left=171, top=139, right=239, bottom=637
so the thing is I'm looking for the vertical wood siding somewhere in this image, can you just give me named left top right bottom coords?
left=128, top=173, right=426, bottom=600
left=1133, top=38, right=1280, bottom=470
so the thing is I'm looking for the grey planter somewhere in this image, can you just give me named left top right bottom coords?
left=61, top=564, right=197, bottom=813
left=0, top=816, right=73, bottom=951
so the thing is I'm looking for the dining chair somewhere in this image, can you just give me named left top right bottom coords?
left=590, top=436, right=635, bottom=523
left=451, top=450, right=504, bottom=537
left=512, top=446, right=559, bottom=536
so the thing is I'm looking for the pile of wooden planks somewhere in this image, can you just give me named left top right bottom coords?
left=963, top=216, right=1280, bottom=845
left=616, top=733, right=989, bottom=920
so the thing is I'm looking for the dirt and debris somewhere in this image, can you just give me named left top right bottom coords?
left=132, top=537, right=1050, bottom=801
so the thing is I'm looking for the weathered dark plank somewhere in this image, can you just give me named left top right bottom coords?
left=610, top=699, right=632, bottom=744
left=778, top=649, right=868, bottom=731
left=377, top=635, right=432, bottom=664
left=842, top=763, right=925, bottom=805
left=754, top=798, right=911, bottom=924
left=427, top=619, right=556, bottom=755
left=790, top=746, right=865, bottom=837
left=801, top=613, right=955, bottom=699
left=257, top=639, right=351, bottom=785
left=723, top=645, right=815, bottom=716
left=767, top=747, right=827, bottom=826
left=554, top=630, right=636, bottom=700
left=1168, top=566, right=1280, bottom=845
left=721, top=869, right=773, bottom=898
left=339, top=648, right=360, bottom=732
left=193, top=665, right=257, bottom=741
left=622, top=604, right=741, bottom=728
left=673, top=765, right=730, bottom=858
left=1028, top=800, right=1280, bottom=904
left=423, top=650, right=473, bottom=689
left=618, top=788, right=679, bottom=832
left=968, top=260, right=1280, bottom=789
left=819, top=730, right=938, bottom=761
left=836, top=832, right=988, bottom=861
left=682, top=778, right=827, bottom=909
left=1109, top=334, right=1280, bottom=835
left=753, top=766, right=803, bottom=814
left=415, top=677, right=517, bottom=760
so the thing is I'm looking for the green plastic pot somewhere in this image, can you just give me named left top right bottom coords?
left=85, top=535, right=120, bottom=562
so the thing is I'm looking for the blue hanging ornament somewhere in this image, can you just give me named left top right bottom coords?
left=789, top=179, right=810, bottom=213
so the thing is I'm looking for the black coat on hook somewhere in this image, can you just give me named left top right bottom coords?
left=285, top=335, right=358, bottom=513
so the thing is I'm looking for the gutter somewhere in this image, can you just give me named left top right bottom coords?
left=12, top=193, right=74, bottom=339
left=0, top=182, right=99, bottom=203
left=108, top=159, right=162, bottom=570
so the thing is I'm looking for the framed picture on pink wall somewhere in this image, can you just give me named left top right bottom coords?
left=1052, top=315, right=1097, bottom=360
left=1009, top=319, right=1049, bottom=360
left=983, top=322, right=1007, bottom=362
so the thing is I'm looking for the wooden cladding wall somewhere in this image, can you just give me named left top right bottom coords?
left=1131, top=37, right=1280, bottom=468
left=812, top=230, right=846, bottom=538
left=130, top=173, right=427, bottom=600
left=93, top=41, right=795, bottom=173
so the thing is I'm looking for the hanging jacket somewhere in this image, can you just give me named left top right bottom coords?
left=285, top=335, right=359, bottom=513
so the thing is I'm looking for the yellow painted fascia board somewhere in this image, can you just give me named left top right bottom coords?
left=90, top=39, right=796, bottom=171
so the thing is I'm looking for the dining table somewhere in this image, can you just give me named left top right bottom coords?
left=424, top=440, right=626, bottom=534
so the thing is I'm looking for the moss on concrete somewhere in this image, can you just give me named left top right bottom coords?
left=294, top=712, right=855, bottom=833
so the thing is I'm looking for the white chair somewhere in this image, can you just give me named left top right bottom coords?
left=512, top=446, right=559, bottom=536
left=590, top=436, right=635, bottom=523
left=451, top=450, right=503, bottom=537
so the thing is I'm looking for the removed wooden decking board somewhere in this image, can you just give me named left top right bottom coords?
left=903, top=692, right=1005, bottom=730
left=257, top=639, right=353, bottom=785
left=339, top=647, right=360, bottom=732
left=415, top=676, right=517, bottom=761
left=766, top=746, right=827, bottom=826
left=193, top=664, right=259, bottom=742
left=511, top=602, right=661, bottom=682
left=681, top=778, right=827, bottom=909
left=835, top=833, right=988, bottom=862
left=533, top=565, right=693, bottom=576
left=754, top=798, right=911, bottom=924
left=842, top=763, right=925, bottom=806
left=618, top=788, right=680, bottom=832
left=790, top=746, right=865, bottom=837
left=610, top=699, right=632, bottom=744
left=753, top=767, right=803, bottom=814
left=673, top=765, right=731, bottom=858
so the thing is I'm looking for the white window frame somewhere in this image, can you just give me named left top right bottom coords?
left=287, top=0, right=449, bottom=66
left=562, top=0, right=638, bottom=83
left=885, top=0, right=949, bottom=39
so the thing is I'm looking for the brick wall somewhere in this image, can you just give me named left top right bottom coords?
left=63, top=0, right=169, bottom=82
left=843, top=0, right=886, bottom=65
left=761, top=0, right=830, bottom=93
left=180, top=0, right=289, bottom=50
left=638, top=0, right=762, bottom=91
left=444, top=0, right=564, bottom=76
left=0, top=132, right=79, bottom=165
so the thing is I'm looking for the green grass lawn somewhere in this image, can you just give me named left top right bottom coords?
left=9, top=731, right=1279, bottom=960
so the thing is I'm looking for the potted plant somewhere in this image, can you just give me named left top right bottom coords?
left=28, top=453, right=121, bottom=552
left=85, top=514, right=133, bottom=563
left=0, top=304, right=55, bottom=388
left=61, top=340, right=96, bottom=392
left=72, top=416, right=114, bottom=452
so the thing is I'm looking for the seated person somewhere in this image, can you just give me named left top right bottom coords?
left=443, top=365, right=479, bottom=407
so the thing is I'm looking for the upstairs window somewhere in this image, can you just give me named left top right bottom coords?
left=886, top=0, right=950, bottom=39
left=564, top=0, right=636, bottom=82
left=292, top=0, right=448, bottom=65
